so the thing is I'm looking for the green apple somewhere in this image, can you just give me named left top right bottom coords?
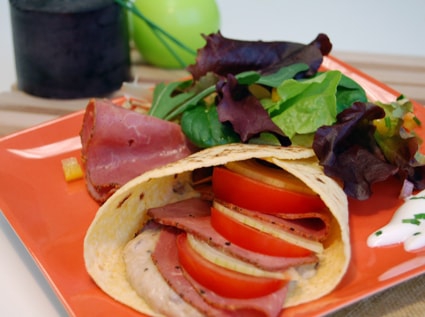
left=131, top=0, right=220, bottom=68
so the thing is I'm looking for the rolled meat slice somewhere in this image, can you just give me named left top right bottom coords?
left=80, top=99, right=194, bottom=203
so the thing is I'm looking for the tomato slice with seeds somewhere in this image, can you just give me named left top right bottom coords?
left=212, top=166, right=325, bottom=214
left=176, top=233, right=287, bottom=299
left=210, top=206, right=314, bottom=257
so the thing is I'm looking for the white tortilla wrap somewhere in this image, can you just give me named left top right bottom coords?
left=84, top=143, right=350, bottom=316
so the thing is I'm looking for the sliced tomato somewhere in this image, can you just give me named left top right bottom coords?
left=212, top=166, right=325, bottom=214
left=210, top=206, right=313, bottom=257
left=176, top=233, right=287, bottom=299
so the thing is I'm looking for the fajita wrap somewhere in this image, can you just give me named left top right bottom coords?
left=84, top=143, right=350, bottom=316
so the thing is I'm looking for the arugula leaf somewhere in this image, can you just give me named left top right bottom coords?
left=164, top=85, right=216, bottom=121
left=235, top=71, right=261, bottom=85
left=256, top=63, right=310, bottom=87
left=149, top=81, right=195, bottom=119
left=149, top=80, right=218, bottom=121
left=234, top=63, right=310, bottom=87
left=181, top=104, right=240, bottom=148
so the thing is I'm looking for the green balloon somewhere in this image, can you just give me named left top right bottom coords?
left=131, top=0, right=220, bottom=69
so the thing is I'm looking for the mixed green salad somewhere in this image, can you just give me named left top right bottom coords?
left=137, top=32, right=425, bottom=201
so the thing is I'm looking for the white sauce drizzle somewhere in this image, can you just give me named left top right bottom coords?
left=367, top=189, right=425, bottom=252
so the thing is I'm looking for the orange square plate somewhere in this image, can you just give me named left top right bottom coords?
left=1, top=56, right=425, bottom=316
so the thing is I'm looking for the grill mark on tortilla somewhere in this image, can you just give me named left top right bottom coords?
left=117, top=193, right=131, bottom=209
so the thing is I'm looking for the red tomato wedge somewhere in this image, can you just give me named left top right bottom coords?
left=210, top=206, right=314, bottom=257
left=176, top=233, right=287, bottom=299
left=212, top=166, right=325, bottom=214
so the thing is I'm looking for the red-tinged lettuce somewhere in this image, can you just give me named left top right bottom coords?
left=373, top=97, right=425, bottom=191
left=150, top=33, right=333, bottom=148
left=375, top=134, right=425, bottom=190
left=216, top=74, right=290, bottom=145
left=187, top=32, right=332, bottom=80
left=313, top=102, right=398, bottom=200
left=178, top=65, right=310, bottom=148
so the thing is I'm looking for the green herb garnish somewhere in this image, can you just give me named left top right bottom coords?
left=402, top=213, right=425, bottom=226
left=402, top=218, right=421, bottom=225
left=409, top=196, right=425, bottom=200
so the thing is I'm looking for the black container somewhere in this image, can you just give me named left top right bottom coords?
left=9, top=0, right=131, bottom=99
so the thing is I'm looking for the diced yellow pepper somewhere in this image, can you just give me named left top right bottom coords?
left=61, top=157, right=84, bottom=182
left=248, top=84, right=271, bottom=100
left=373, top=118, right=389, bottom=135
left=271, top=87, right=280, bottom=102
left=403, top=112, right=420, bottom=131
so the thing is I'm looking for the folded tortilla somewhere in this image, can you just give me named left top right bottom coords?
left=84, top=143, right=350, bottom=316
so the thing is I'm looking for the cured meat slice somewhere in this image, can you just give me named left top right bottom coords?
left=80, top=99, right=193, bottom=203
left=148, top=198, right=317, bottom=271
left=123, top=222, right=204, bottom=317
left=221, top=202, right=332, bottom=242
left=152, top=227, right=237, bottom=317
left=185, top=273, right=288, bottom=317
left=152, top=226, right=288, bottom=317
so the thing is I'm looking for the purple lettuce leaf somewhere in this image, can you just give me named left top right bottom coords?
left=216, top=74, right=290, bottom=145
left=187, top=32, right=332, bottom=80
left=375, top=129, right=425, bottom=191
left=313, top=102, right=398, bottom=200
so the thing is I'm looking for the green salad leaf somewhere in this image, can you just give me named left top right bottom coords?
left=181, top=104, right=240, bottom=148
left=259, top=70, right=367, bottom=146
left=255, top=63, right=310, bottom=87
left=265, top=70, right=341, bottom=141
left=149, top=66, right=368, bottom=148
left=149, top=81, right=195, bottom=119
left=140, top=32, right=425, bottom=200
left=336, top=73, right=368, bottom=112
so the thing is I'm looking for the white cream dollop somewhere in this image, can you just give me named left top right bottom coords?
left=367, top=189, right=425, bottom=252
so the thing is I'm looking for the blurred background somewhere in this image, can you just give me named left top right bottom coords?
left=1, top=0, right=425, bottom=95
